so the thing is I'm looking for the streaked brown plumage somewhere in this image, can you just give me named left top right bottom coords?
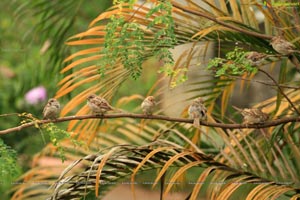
left=43, top=98, right=61, bottom=120
left=87, top=94, right=113, bottom=115
left=233, top=106, right=269, bottom=124
left=141, top=96, right=156, bottom=115
left=188, top=97, right=207, bottom=127
left=270, top=36, right=300, bottom=55
left=245, top=51, right=269, bottom=66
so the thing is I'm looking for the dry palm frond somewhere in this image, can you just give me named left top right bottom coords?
left=47, top=142, right=299, bottom=200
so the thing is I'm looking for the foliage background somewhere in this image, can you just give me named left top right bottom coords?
left=0, top=1, right=112, bottom=199
left=0, top=0, right=300, bottom=200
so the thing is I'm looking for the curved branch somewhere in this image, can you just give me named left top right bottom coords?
left=1, top=113, right=300, bottom=135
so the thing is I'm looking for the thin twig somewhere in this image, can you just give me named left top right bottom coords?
left=258, top=68, right=300, bottom=115
left=0, top=113, right=20, bottom=117
left=227, top=75, right=300, bottom=89
left=0, top=113, right=300, bottom=135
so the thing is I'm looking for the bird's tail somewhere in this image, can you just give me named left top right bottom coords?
left=193, top=117, right=200, bottom=128
left=232, top=105, right=243, bottom=112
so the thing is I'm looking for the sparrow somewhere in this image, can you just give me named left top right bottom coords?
left=188, top=97, right=207, bottom=127
left=270, top=36, right=300, bottom=55
left=43, top=98, right=61, bottom=120
left=87, top=94, right=114, bottom=115
left=233, top=106, right=269, bottom=124
left=141, top=96, right=156, bottom=115
left=245, top=51, right=269, bottom=66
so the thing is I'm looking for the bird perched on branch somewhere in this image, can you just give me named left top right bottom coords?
left=245, top=51, right=269, bottom=66
left=270, top=36, right=300, bottom=55
left=87, top=94, right=114, bottom=115
left=188, top=97, right=207, bottom=127
left=233, top=106, right=269, bottom=125
left=43, top=98, right=61, bottom=120
left=141, top=96, right=156, bottom=115
left=270, top=36, right=300, bottom=71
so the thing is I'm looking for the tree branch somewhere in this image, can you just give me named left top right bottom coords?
left=227, top=75, right=300, bottom=89
left=1, top=113, right=300, bottom=135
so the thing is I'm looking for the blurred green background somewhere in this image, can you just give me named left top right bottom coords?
left=0, top=1, right=112, bottom=198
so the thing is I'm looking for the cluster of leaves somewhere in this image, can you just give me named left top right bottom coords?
left=146, top=1, right=177, bottom=64
left=158, top=65, right=188, bottom=88
left=101, top=16, right=145, bottom=79
left=0, top=139, right=21, bottom=199
left=100, top=1, right=177, bottom=79
left=19, top=113, right=81, bottom=162
left=0, top=138, right=20, bottom=199
left=207, top=47, right=258, bottom=77
left=0, top=139, right=19, bottom=184
left=42, top=123, right=82, bottom=162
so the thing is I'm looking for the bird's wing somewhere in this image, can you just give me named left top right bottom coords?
left=100, top=100, right=113, bottom=110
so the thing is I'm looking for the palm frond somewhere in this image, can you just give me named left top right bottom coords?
left=48, top=143, right=299, bottom=200
left=14, top=0, right=78, bottom=70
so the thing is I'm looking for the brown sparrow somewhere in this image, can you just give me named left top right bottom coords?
left=245, top=51, right=269, bottom=66
left=233, top=106, right=269, bottom=124
left=188, top=97, right=207, bottom=127
left=43, top=98, right=61, bottom=120
left=87, top=94, right=113, bottom=115
left=270, top=36, right=300, bottom=55
left=141, top=96, right=156, bottom=115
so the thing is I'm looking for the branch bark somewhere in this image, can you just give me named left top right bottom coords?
left=1, top=113, right=300, bottom=135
